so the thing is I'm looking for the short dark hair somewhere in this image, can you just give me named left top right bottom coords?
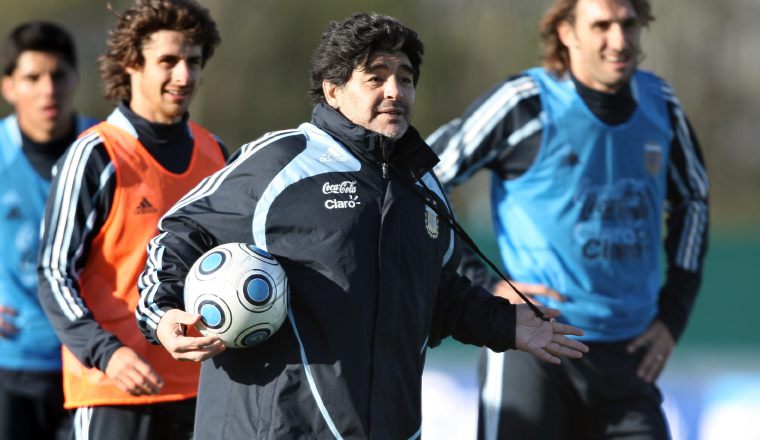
left=308, top=12, right=424, bottom=104
left=99, top=0, right=221, bottom=102
left=2, top=21, right=77, bottom=76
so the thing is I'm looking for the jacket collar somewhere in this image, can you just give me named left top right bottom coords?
left=311, top=102, right=439, bottom=180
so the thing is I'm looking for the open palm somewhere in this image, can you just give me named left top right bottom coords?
left=514, top=304, right=588, bottom=364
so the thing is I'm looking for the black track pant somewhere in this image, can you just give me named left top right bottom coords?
left=477, top=340, right=670, bottom=440
left=70, top=398, right=196, bottom=440
left=0, top=368, right=71, bottom=440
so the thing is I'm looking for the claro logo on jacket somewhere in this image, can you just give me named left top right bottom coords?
left=323, top=180, right=361, bottom=210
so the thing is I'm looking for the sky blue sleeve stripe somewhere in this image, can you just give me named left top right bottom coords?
left=287, top=309, right=345, bottom=440
left=159, top=130, right=300, bottom=225
left=252, top=124, right=360, bottom=251
left=406, top=426, right=422, bottom=440
left=247, top=127, right=363, bottom=438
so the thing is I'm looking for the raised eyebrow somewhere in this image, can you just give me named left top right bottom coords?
left=364, top=63, right=389, bottom=74
left=591, top=18, right=612, bottom=27
left=21, top=71, right=44, bottom=80
left=365, top=62, right=415, bottom=76
left=397, top=64, right=415, bottom=77
left=158, top=54, right=179, bottom=62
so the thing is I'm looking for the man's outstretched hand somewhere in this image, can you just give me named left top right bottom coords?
left=515, top=305, right=588, bottom=364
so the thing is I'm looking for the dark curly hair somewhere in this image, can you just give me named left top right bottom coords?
left=99, top=0, right=221, bottom=102
left=3, top=21, right=76, bottom=76
left=539, top=0, right=653, bottom=76
left=308, top=12, right=424, bottom=104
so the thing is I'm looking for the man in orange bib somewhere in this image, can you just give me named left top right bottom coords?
left=37, top=1, right=226, bottom=439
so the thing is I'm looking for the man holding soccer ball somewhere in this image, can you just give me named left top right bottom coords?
left=137, top=12, right=588, bottom=439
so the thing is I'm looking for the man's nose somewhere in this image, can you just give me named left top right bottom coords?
left=384, top=77, right=402, bottom=100
left=39, top=74, right=55, bottom=96
left=173, top=60, right=192, bottom=84
left=607, top=23, right=627, bottom=51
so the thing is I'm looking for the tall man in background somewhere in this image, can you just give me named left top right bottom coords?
left=136, top=12, right=588, bottom=439
left=428, top=0, right=709, bottom=438
left=0, top=21, right=97, bottom=440
left=37, top=1, right=226, bottom=439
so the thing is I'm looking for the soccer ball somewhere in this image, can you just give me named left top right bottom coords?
left=184, top=243, right=289, bottom=348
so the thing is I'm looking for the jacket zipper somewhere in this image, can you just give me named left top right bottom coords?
left=380, top=136, right=390, bottom=180
left=370, top=136, right=392, bottom=435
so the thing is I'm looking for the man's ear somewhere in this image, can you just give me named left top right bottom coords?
left=1, top=76, right=16, bottom=105
left=322, top=80, right=339, bottom=108
left=557, top=20, right=577, bottom=49
left=125, top=62, right=141, bottom=76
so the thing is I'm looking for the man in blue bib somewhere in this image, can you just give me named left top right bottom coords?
left=0, top=21, right=97, bottom=439
left=428, top=0, right=709, bottom=438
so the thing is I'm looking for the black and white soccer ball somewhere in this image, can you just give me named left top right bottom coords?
left=184, top=243, right=289, bottom=348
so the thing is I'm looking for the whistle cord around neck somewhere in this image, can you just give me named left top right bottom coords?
left=408, top=169, right=549, bottom=321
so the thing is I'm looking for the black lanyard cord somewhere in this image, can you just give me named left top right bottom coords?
left=408, top=170, right=549, bottom=321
